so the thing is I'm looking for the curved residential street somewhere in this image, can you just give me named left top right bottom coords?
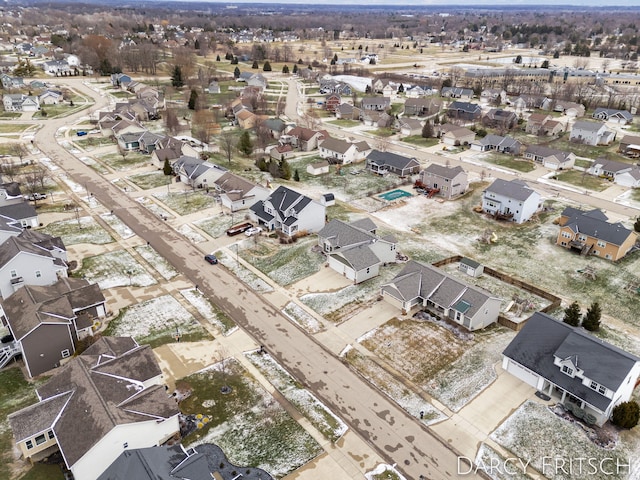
left=32, top=79, right=483, bottom=480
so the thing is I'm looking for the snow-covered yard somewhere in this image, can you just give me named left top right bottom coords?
left=77, top=249, right=157, bottom=289
left=136, top=196, right=174, bottom=220
left=40, top=215, right=113, bottom=245
left=135, top=245, right=178, bottom=280
left=100, top=212, right=135, bottom=239
left=193, top=214, right=230, bottom=239
left=178, top=224, right=206, bottom=243
left=246, top=351, right=348, bottom=442
left=105, top=294, right=211, bottom=347
left=217, top=251, right=274, bottom=293
left=127, top=171, right=171, bottom=190
left=181, top=288, right=236, bottom=334
left=153, top=190, right=217, bottom=216
left=181, top=359, right=323, bottom=478
left=491, top=401, right=640, bottom=480
left=282, top=302, right=323, bottom=334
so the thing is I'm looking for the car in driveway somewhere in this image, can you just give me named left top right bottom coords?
left=245, top=226, right=262, bottom=237
left=204, top=254, right=218, bottom=264
left=24, top=193, right=47, bottom=201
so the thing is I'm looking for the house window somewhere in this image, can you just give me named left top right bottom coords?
left=35, top=434, right=46, bottom=445
left=47, top=431, right=55, bottom=440
left=123, top=442, right=129, bottom=448
left=26, top=440, right=33, bottom=450
left=561, top=365, right=574, bottom=376
left=61, top=349, right=70, bottom=358
left=605, top=253, right=612, bottom=260
left=590, top=380, right=598, bottom=390
left=366, top=267, right=370, bottom=274
left=598, top=385, right=607, bottom=395
left=35, top=270, right=42, bottom=278
left=10, top=270, right=17, bottom=278
left=597, top=240, right=606, bottom=248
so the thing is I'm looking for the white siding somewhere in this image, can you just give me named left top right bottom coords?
left=0, top=253, right=67, bottom=299
left=502, top=358, right=540, bottom=388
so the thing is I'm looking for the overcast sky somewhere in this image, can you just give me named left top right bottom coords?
left=200, top=0, right=639, bottom=5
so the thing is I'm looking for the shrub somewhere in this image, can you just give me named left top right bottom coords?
left=612, top=401, right=640, bottom=429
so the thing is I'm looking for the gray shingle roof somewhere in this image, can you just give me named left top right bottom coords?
left=524, top=145, right=572, bottom=161
left=0, top=202, right=37, bottom=222
left=572, top=120, right=605, bottom=133
left=485, top=178, right=538, bottom=202
left=560, top=207, right=634, bottom=246
left=366, top=150, right=419, bottom=171
left=423, top=163, right=465, bottom=180
left=503, top=312, right=639, bottom=412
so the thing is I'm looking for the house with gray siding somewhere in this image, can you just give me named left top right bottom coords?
left=317, top=218, right=397, bottom=284
left=523, top=145, right=575, bottom=170
left=365, top=150, right=420, bottom=176
left=0, top=277, right=106, bottom=377
left=482, top=179, right=541, bottom=224
left=569, top=121, right=616, bottom=146
left=381, top=260, right=501, bottom=331
left=502, top=312, right=640, bottom=426
left=250, top=186, right=325, bottom=236
left=419, top=164, right=468, bottom=199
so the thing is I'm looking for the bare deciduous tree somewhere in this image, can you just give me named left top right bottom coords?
left=219, top=130, right=236, bottom=163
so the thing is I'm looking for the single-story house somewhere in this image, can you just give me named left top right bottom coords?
left=306, top=160, right=330, bottom=176
left=471, top=135, right=522, bottom=155
left=437, top=124, right=476, bottom=147
left=365, top=150, right=420, bottom=177
left=592, top=108, right=633, bottom=124
left=523, top=145, right=575, bottom=170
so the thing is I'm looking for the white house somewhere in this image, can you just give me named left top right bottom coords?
left=381, top=260, right=502, bottom=331
left=0, top=230, right=68, bottom=299
left=2, top=94, right=40, bottom=112
left=482, top=179, right=541, bottom=224
left=588, top=159, right=640, bottom=187
left=569, top=121, right=616, bottom=146
left=306, top=160, right=330, bottom=176
left=502, top=312, right=640, bottom=426
left=249, top=185, right=325, bottom=236
left=214, top=172, right=270, bottom=212
left=8, top=337, right=180, bottom=480
left=317, top=218, right=397, bottom=284
left=318, top=137, right=371, bottom=164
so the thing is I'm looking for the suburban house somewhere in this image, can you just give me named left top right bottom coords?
left=213, top=172, right=270, bottom=212
left=172, top=156, right=228, bottom=189
left=8, top=337, right=180, bottom=480
left=482, top=179, right=542, bottom=224
left=552, top=100, right=585, bottom=117
left=437, top=124, right=476, bottom=146
left=592, top=108, right=633, bottom=124
left=361, top=110, right=393, bottom=128
left=403, top=98, right=442, bottom=117
left=471, top=135, right=523, bottom=155
left=502, top=312, right=640, bottom=426
left=481, top=109, right=518, bottom=130
left=510, top=94, right=551, bottom=111
left=0, top=215, right=23, bottom=244
left=280, top=126, right=328, bottom=152
left=396, top=117, right=424, bottom=136
left=110, top=73, right=133, bottom=87
left=365, top=150, right=420, bottom=177
left=556, top=207, right=637, bottom=261
left=317, top=218, right=397, bottom=284
left=306, top=160, right=330, bottom=176
left=0, top=229, right=68, bottom=299
left=569, top=121, right=616, bottom=146
left=38, top=90, right=63, bottom=105
left=588, top=159, right=640, bottom=187
left=1, top=74, right=24, bottom=89
left=618, top=134, right=640, bottom=157
left=480, top=88, right=507, bottom=104
left=361, top=97, right=391, bottom=112
left=525, top=113, right=565, bottom=136
left=441, top=87, right=474, bottom=100
left=249, top=185, right=326, bottom=236
left=0, top=277, right=106, bottom=377
left=98, top=444, right=274, bottom=480
left=523, top=145, right=575, bottom=170
left=419, top=164, right=469, bottom=200
left=324, top=93, right=342, bottom=112
left=446, top=101, right=482, bottom=122
left=0, top=182, right=38, bottom=228
left=2, top=94, right=40, bottom=112
left=318, top=137, right=371, bottom=164
left=269, top=144, right=295, bottom=160
left=381, top=260, right=502, bottom=331
left=335, top=103, right=361, bottom=120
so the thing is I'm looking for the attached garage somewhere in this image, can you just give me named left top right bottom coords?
left=502, top=357, right=540, bottom=388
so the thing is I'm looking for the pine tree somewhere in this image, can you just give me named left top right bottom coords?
left=216, top=54, right=221, bottom=62
left=188, top=89, right=198, bottom=110
left=230, top=57, right=238, bottom=65
left=194, top=38, right=200, bottom=50
left=422, top=121, right=434, bottom=139
left=292, top=64, right=298, bottom=74
left=252, top=60, right=259, bottom=69
left=233, top=66, right=241, bottom=79
left=279, top=158, right=291, bottom=180
left=293, top=169, right=300, bottom=181
left=563, top=301, right=581, bottom=327
left=237, top=131, right=253, bottom=156
left=397, top=83, right=404, bottom=93
left=171, top=65, right=184, bottom=88
left=282, top=65, right=290, bottom=74
left=163, top=158, right=172, bottom=176
left=582, top=302, right=602, bottom=331
left=634, top=216, right=640, bottom=232
left=263, top=61, right=272, bottom=72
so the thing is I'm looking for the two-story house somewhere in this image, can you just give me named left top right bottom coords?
left=249, top=186, right=325, bottom=236
left=556, top=207, right=637, bottom=261
left=318, top=137, right=371, bottom=164
left=0, top=277, right=106, bottom=376
left=317, top=218, right=397, bottom=284
left=0, top=230, right=68, bottom=299
left=214, top=172, right=270, bottom=212
left=403, top=98, right=442, bottom=117
left=2, top=94, right=40, bottom=112
left=8, top=337, right=180, bottom=480
left=419, top=164, right=469, bottom=200
left=502, top=312, right=640, bottom=426
left=0, top=183, right=38, bottom=228
left=381, top=260, right=502, bottom=331
left=482, top=179, right=541, bottom=224
left=481, top=109, right=518, bottom=130
left=280, top=126, right=328, bottom=152
left=569, top=121, right=616, bottom=146
left=365, top=150, right=420, bottom=177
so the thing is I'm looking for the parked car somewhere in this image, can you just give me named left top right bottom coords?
left=24, top=193, right=47, bottom=201
left=76, top=131, right=87, bottom=136
left=204, top=254, right=218, bottom=264
left=226, top=222, right=253, bottom=236
left=245, top=226, right=263, bottom=237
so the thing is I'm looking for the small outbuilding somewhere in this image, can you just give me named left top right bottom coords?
left=458, top=257, right=484, bottom=277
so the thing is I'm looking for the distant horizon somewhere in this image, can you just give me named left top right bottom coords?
left=161, top=0, right=640, bottom=6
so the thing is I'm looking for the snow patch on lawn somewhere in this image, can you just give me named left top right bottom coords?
left=135, top=245, right=178, bottom=280
left=181, top=288, right=235, bottom=334
left=282, top=302, right=323, bottom=333
left=364, top=464, right=408, bottom=480
left=178, top=224, right=206, bottom=243
left=100, top=212, right=134, bottom=239
left=217, top=252, right=274, bottom=293
left=80, top=249, right=156, bottom=289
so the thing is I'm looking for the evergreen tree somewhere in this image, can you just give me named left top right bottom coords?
left=230, top=57, right=239, bottom=65
left=263, top=61, right=272, bottom=72
left=397, top=83, right=405, bottom=93
left=612, top=401, right=640, bottom=429
left=163, top=158, right=173, bottom=176
left=634, top=216, right=640, bottom=232
left=216, top=54, right=221, bottom=61
left=233, top=66, right=241, bottom=79
left=293, top=168, right=300, bottom=182
left=297, top=58, right=304, bottom=64
left=333, top=53, right=338, bottom=62
left=188, top=89, right=198, bottom=110
left=194, top=38, right=200, bottom=50
left=582, top=302, right=602, bottom=331
left=282, top=65, right=290, bottom=74
left=237, top=130, right=253, bottom=156
left=252, top=60, right=259, bottom=69
left=422, top=121, right=434, bottom=139
left=292, top=64, right=298, bottom=74
left=171, top=65, right=184, bottom=88
left=279, top=158, right=292, bottom=180
left=563, top=301, right=581, bottom=327
left=225, top=52, right=232, bottom=60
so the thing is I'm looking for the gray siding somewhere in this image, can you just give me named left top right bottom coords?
left=23, top=324, right=74, bottom=377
